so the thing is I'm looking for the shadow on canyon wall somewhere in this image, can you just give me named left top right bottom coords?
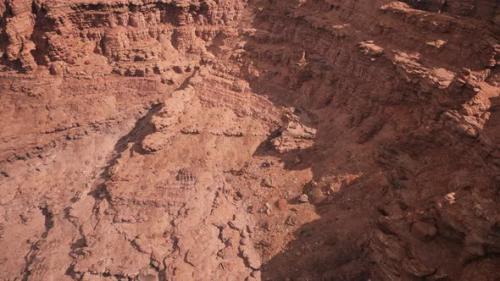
left=241, top=0, right=500, bottom=280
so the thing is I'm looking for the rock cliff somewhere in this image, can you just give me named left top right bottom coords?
left=0, top=0, right=499, bottom=280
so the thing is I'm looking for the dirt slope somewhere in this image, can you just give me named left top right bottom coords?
left=0, top=0, right=499, bottom=280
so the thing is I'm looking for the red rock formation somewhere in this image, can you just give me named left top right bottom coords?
left=0, top=0, right=499, bottom=280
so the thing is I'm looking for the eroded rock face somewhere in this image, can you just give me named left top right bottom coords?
left=0, top=0, right=499, bottom=280
left=271, top=120, right=317, bottom=153
left=1, top=0, right=244, bottom=74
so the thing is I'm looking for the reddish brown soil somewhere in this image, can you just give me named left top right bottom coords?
left=0, top=0, right=499, bottom=280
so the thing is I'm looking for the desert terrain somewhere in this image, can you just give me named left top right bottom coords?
left=0, top=0, right=499, bottom=280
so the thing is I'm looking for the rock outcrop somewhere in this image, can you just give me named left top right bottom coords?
left=0, top=0, right=499, bottom=280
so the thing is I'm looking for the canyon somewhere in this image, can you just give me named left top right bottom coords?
left=0, top=0, right=499, bottom=280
